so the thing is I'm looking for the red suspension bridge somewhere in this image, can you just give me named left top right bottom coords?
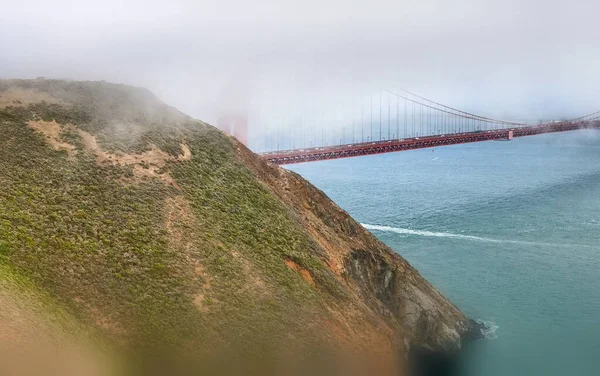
left=217, top=88, right=600, bottom=165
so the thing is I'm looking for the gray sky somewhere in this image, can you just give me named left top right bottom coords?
left=2, top=0, right=599, bottom=126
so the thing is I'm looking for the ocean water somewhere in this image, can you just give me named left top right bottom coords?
left=287, top=130, right=600, bottom=376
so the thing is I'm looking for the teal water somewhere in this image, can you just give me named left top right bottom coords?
left=288, top=130, right=600, bottom=376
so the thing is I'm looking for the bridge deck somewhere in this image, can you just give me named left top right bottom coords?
left=261, top=121, right=600, bottom=165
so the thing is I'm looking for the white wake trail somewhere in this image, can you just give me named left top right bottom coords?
left=361, top=223, right=505, bottom=242
left=360, top=223, right=596, bottom=249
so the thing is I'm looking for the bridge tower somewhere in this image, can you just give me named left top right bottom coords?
left=217, top=113, right=248, bottom=146
left=216, top=74, right=250, bottom=146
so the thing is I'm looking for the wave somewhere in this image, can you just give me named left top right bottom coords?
left=475, top=319, right=499, bottom=340
left=360, top=223, right=596, bottom=249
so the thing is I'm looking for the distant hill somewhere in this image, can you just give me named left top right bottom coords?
left=0, top=79, right=478, bottom=375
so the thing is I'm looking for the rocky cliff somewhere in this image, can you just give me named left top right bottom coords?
left=0, top=79, right=479, bottom=375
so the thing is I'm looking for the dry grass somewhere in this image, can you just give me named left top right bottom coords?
left=78, top=130, right=191, bottom=185
left=0, top=87, right=62, bottom=109
left=28, top=120, right=76, bottom=156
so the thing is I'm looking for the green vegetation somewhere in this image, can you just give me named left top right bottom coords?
left=0, top=80, right=345, bottom=363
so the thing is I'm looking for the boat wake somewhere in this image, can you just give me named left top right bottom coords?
left=360, top=223, right=596, bottom=249
left=362, top=223, right=499, bottom=242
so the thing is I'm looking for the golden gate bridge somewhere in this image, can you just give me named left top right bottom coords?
left=216, top=88, right=600, bottom=165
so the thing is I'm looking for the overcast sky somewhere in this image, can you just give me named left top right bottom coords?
left=1, top=0, right=599, bottom=125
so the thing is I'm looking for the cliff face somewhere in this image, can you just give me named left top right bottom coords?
left=235, top=140, right=473, bottom=351
left=0, top=79, right=476, bottom=375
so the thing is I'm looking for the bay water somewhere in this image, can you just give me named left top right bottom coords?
left=288, top=130, right=600, bottom=376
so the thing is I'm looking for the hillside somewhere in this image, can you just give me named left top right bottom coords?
left=0, top=79, right=479, bottom=375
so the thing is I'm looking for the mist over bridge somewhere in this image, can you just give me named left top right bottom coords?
left=216, top=88, right=600, bottom=165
